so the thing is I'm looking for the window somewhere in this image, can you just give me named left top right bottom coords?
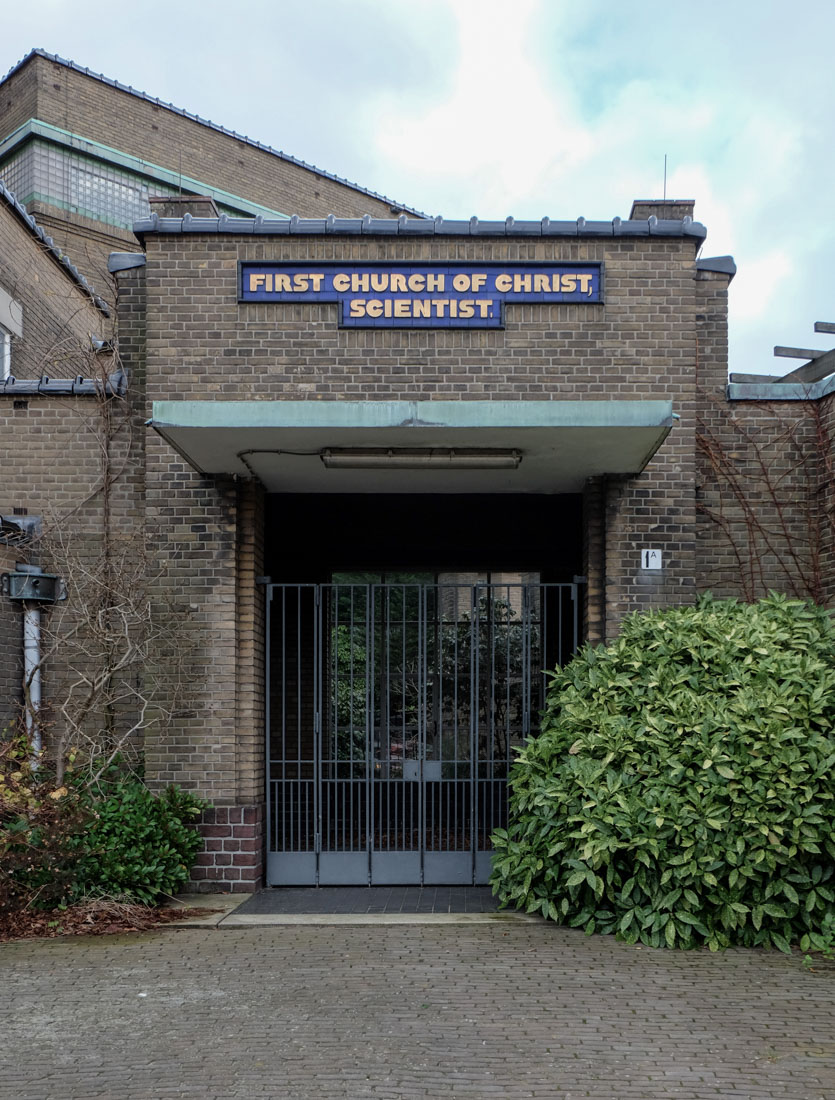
left=0, top=325, right=10, bottom=379
left=0, top=284, right=22, bottom=379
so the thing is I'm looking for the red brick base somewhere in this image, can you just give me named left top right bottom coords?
left=187, top=804, right=264, bottom=893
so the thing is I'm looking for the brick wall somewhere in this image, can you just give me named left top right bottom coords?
left=0, top=53, right=413, bottom=223
left=27, top=203, right=133, bottom=307
left=135, top=225, right=703, bottom=779
left=0, top=198, right=147, bottom=764
left=694, top=266, right=829, bottom=603
left=0, top=198, right=109, bottom=377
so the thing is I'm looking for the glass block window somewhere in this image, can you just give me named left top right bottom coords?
left=0, top=141, right=245, bottom=229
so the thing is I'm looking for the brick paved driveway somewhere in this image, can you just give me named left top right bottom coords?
left=3, top=922, right=834, bottom=1099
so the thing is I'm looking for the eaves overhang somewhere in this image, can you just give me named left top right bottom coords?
left=727, top=374, right=835, bottom=402
left=148, top=399, right=674, bottom=494
left=134, top=212, right=707, bottom=240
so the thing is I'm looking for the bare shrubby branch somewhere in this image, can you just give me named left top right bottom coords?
left=697, top=387, right=835, bottom=604
left=16, top=339, right=192, bottom=785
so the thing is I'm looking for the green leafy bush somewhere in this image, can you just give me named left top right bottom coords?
left=491, top=594, right=835, bottom=952
left=0, top=736, right=89, bottom=908
left=72, top=777, right=208, bottom=904
left=1, top=737, right=208, bottom=908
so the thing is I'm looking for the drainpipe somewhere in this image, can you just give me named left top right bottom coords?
left=24, top=604, right=42, bottom=757
left=21, top=575, right=43, bottom=761
left=1, top=555, right=64, bottom=768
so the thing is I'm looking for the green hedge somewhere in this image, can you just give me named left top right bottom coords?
left=491, top=594, right=835, bottom=951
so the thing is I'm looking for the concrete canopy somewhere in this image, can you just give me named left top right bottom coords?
left=149, top=400, right=674, bottom=494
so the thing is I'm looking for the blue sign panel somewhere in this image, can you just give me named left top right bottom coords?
left=239, top=263, right=602, bottom=328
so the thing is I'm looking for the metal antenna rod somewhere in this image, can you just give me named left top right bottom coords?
left=663, top=154, right=667, bottom=200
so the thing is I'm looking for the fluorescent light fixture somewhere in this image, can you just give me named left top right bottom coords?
left=320, top=448, right=522, bottom=470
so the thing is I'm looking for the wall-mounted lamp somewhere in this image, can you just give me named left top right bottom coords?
left=320, top=448, right=523, bottom=470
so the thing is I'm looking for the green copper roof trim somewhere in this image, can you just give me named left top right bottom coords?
left=727, top=374, right=835, bottom=402
left=0, top=120, right=290, bottom=221
left=151, top=399, right=675, bottom=431
left=9, top=189, right=244, bottom=231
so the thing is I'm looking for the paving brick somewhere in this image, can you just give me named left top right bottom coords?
left=1, top=923, right=833, bottom=1099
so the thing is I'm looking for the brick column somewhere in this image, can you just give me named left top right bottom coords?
left=189, top=805, right=264, bottom=893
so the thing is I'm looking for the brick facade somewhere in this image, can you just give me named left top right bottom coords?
left=0, top=52, right=419, bottom=306
left=0, top=194, right=119, bottom=746
left=3, top=80, right=833, bottom=887
left=138, top=225, right=704, bottom=645
left=694, top=264, right=830, bottom=602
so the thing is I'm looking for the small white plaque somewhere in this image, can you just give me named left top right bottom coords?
left=641, top=548, right=663, bottom=570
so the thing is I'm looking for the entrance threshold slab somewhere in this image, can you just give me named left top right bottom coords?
left=219, top=910, right=542, bottom=926
left=232, top=885, right=501, bottom=917
left=167, top=888, right=544, bottom=927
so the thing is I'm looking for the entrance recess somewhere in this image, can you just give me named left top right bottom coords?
left=266, top=579, right=578, bottom=885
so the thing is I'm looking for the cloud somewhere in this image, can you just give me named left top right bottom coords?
left=3, top=0, right=835, bottom=377
left=731, top=249, right=794, bottom=323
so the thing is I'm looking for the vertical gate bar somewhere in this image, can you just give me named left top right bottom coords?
left=282, top=588, right=288, bottom=853
left=347, top=585, right=353, bottom=853
left=369, top=585, right=378, bottom=872
left=504, top=584, right=511, bottom=769
left=328, top=585, right=335, bottom=854
left=298, top=587, right=303, bottom=849
left=547, top=586, right=555, bottom=717
left=288, top=587, right=295, bottom=854
left=571, top=581, right=579, bottom=655
left=364, top=585, right=371, bottom=876
left=321, top=585, right=327, bottom=856
left=417, top=584, right=425, bottom=877
left=314, top=586, right=321, bottom=877
left=523, top=585, right=531, bottom=741
left=487, top=585, right=493, bottom=787
left=265, top=584, right=273, bottom=858
left=470, top=584, right=478, bottom=882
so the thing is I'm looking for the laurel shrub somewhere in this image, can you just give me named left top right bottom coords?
left=73, top=776, right=207, bottom=904
left=491, top=594, right=835, bottom=951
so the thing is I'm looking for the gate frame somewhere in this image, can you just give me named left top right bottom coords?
left=265, top=580, right=579, bottom=886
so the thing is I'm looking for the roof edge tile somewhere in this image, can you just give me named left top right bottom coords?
left=133, top=213, right=707, bottom=240
left=0, top=179, right=110, bottom=315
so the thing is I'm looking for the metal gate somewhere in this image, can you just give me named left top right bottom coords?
left=266, top=581, right=578, bottom=885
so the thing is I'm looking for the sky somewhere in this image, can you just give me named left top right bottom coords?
left=2, top=0, right=834, bottom=376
